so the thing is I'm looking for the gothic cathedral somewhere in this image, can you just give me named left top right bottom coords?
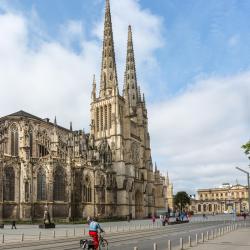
left=0, top=0, right=173, bottom=222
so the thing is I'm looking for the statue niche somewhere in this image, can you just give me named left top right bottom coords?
left=98, top=139, right=112, bottom=168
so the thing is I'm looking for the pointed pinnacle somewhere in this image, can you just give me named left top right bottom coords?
left=54, top=116, right=57, bottom=125
left=70, top=121, right=73, bottom=131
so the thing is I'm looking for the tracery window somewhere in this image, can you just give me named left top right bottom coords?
left=108, top=104, right=112, bottom=129
left=29, top=131, right=33, bottom=157
left=104, top=106, right=108, bottom=130
left=10, top=125, right=18, bottom=156
left=37, top=168, right=46, bottom=201
left=53, top=166, right=65, bottom=201
left=83, top=176, right=92, bottom=203
left=3, top=166, right=15, bottom=201
left=100, top=106, right=104, bottom=131
left=96, top=107, right=99, bottom=132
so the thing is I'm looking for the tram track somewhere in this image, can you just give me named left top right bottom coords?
left=0, top=221, right=230, bottom=250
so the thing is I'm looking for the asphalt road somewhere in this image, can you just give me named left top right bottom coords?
left=0, top=220, right=245, bottom=250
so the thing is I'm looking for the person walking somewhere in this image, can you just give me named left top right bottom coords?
left=11, top=220, right=16, bottom=229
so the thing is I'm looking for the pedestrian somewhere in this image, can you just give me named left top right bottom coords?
left=243, top=213, right=246, bottom=221
left=127, top=215, right=130, bottom=222
left=11, top=220, right=16, bottom=229
left=152, top=215, right=156, bottom=225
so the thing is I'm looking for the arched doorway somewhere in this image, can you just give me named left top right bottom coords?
left=135, top=190, right=143, bottom=218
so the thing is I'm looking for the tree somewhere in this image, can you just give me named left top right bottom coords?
left=242, top=141, right=250, bottom=159
left=174, top=191, right=191, bottom=212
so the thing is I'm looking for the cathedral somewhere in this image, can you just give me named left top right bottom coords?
left=0, top=0, right=173, bottom=222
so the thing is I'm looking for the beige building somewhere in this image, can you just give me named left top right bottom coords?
left=0, top=0, right=173, bottom=222
left=191, top=183, right=249, bottom=214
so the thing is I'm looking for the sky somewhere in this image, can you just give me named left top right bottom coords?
left=0, top=0, right=249, bottom=194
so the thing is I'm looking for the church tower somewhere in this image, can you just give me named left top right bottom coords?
left=90, top=0, right=125, bottom=161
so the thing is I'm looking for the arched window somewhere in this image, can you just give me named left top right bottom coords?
left=109, top=104, right=112, bottom=129
left=10, top=125, right=18, bottom=156
left=209, top=204, right=212, bottom=212
left=198, top=204, right=201, bottom=212
left=104, top=106, right=108, bottom=130
left=3, top=166, right=15, bottom=201
left=100, top=176, right=106, bottom=203
left=29, top=131, right=33, bottom=157
left=96, top=107, right=99, bottom=132
left=203, top=204, right=206, bottom=212
left=83, top=176, right=92, bottom=203
left=53, top=166, right=65, bottom=201
left=100, top=107, right=104, bottom=131
left=37, top=168, right=46, bottom=201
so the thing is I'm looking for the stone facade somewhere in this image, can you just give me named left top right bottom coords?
left=190, top=183, right=249, bottom=214
left=0, top=0, right=173, bottom=222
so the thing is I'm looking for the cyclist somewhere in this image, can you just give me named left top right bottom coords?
left=89, top=217, right=104, bottom=249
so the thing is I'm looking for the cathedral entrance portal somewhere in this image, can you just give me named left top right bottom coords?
left=135, top=190, right=143, bottom=218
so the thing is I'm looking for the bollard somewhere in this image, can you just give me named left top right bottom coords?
left=168, top=239, right=171, bottom=250
left=74, top=228, right=75, bottom=236
left=116, top=225, right=118, bottom=232
left=134, top=247, right=138, bottom=250
left=53, top=230, right=56, bottom=238
left=39, top=232, right=41, bottom=240
left=206, top=231, right=209, bottom=240
left=201, top=233, right=204, bottom=243
left=195, top=234, right=198, bottom=245
left=180, top=238, right=183, bottom=250
left=211, top=230, right=214, bottom=239
left=2, top=234, right=4, bottom=244
left=21, top=233, right=24, bottom=242
left=153, top=243, right=157, bottom=250
left=188, top=235, right=191, bottom=247
left=218, top=228, right=221, bottom=236
left=83, top=228, right=86, bottom=235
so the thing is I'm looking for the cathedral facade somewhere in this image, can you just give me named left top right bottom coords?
left=0, top=0, right=173, bottom=222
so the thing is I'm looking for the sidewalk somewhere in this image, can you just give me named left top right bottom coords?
left=194, top=228, right=250, bottom=250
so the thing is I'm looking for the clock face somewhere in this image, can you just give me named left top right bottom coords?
left=131, top=142, right=139, bottom=163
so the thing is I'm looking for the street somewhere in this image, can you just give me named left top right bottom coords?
left=0, top=215, right=246, bottom=250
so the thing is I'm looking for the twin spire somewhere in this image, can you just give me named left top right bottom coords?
left=99, top=0, right=118, bottom=97
left=96, top=0, right=142, bottom=108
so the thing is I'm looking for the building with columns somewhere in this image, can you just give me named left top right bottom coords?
left=190, top=183, right=249, bottom=214
left=0, top=0, right=173, bottom=222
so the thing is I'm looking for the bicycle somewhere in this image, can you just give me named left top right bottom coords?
left=80, top=232, right=108, bottom=250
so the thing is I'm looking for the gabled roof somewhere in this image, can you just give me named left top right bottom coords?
left=0, top=110, right=71, bottom=132
left=8, top=110, right=45, bottom=122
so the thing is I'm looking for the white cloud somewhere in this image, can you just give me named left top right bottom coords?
left=149, top=72, right=250, bottom=193
left=93, top=0, right=164, bottom=93
left=0, top=11, right=99, bottom=129
left=0, top=0, right=164, bottom=128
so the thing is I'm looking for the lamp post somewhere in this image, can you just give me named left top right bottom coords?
left=236, top=167, right=250, bottom=214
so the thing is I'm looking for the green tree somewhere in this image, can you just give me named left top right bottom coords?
left=174, top=191, right=191, bottom=212
left=242, top=140, right=250, bottom=159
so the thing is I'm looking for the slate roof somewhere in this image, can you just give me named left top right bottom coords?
left=0, top=110, right=71, bottom=132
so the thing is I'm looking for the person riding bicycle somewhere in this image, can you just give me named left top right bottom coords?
left=89, top=217, right=104, bottom=249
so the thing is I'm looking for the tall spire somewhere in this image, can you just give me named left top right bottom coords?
left=124, top=25, right=138, bottom=108
left=99, top=0, right=118, bottom=97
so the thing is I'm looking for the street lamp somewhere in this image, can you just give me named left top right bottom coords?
left=236, top=167, right=250, bottom=214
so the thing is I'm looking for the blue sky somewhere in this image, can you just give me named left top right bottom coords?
left=0, top=0, right=249, bottom=193
left=5, top=0, right=250, bottom=96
